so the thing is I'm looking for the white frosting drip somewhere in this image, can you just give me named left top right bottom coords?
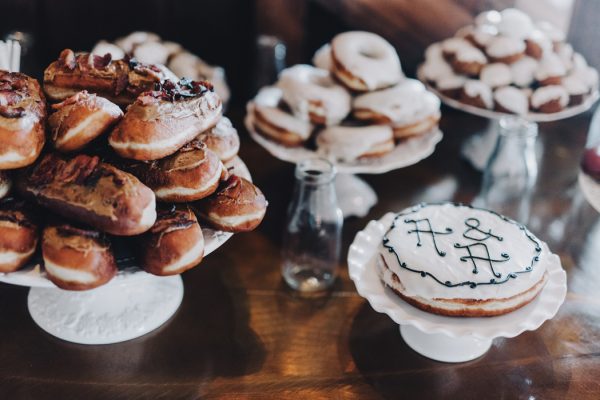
left=456, top=25, right=497, bottom=47
left=441, top=38, right=472, bottom=55
left=480, top=63, right=512, bottom=88
left=475, top=11, right=502, bottom=27
left=562, top=75, right=588, bottom=95
left=510, top=56, right=538, bottom=87
left=133, top=41, right=170, bottom=65
left=535, top=53, right=567, bottom=81
left=435, top=75, right=466, bottom=90
left=253, top=87, right=313, bottom=139
left=354, top=80, right=440, bottom=125
left=277, top=64, right=351, bottom=125
left=420, top=60, right=453, bottom=83
left=91, top=41, right=125, bottom=60
left=464, top=80, right=493, bottom=109
left=454, top=45, right=487, bottom=63
left=531, top=85, right=568, bottom=108
left=317, top=125, right=393, bottom=162
left=526, top=29, right=553, bottom=56
left=556, top=43, right=574, bottom=70
left=498, top=8, right=534, bottom=39
left=571, top=66, right=599, bottom=89
left=536, top=21, right=565, bottom=43
left=331, top=31, right=403, bottom=90
left=379, top=203, right=547, bottom=300
left=313, top=44, right=333, bottom=71
left=494, top=86, right=528, bottom=114
left=486, top=36, right=526, bottom=58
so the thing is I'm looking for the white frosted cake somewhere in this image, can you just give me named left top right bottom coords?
left=377, top=203, right=548, bottom=317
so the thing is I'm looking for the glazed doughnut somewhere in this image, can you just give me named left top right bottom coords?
left=497, top=8, right=534, bottom=40
left=0, top=71, right=46, bottom=170
left=330, top=31, right=403, bottom=91
left=0, top=199, right=38, bottom=273
left=531, top=85, right=568, bottom=113
left=485, top=37, right=526, bottom=64
left=48, top=91, right=123, bottom=152
left=525, top=30, right=552, bottom=60
left=277, top=65, right=351, bottom=125
left=196, top=175, right=267, bottom=233
left=456, top=25, right=497, bottom=49
left=434, top=75, right=467, bottom=99
left=460, top=80, right=493, bottom=109
left=441, top=37, right=473, bottom=61
left=535, top=53, right=566, bottom=86
left=479, top=63, right=512, bottom=88
left=313, top=44, right=333, bottom=71
left=139, top=206, right=204, bottom=276
left=196, top=117, right=240, bottom=162
left=317, top=125, right=394, bottom=162
left=510, top=57, right=538, bottom=87
left=109, top=79, right=222, bottom=161
left=121, top=140, right=224, bottom=203
left=562, top=75, right=588, bottom=106
left=536, top=21, right=565, bottom=48
left=115, top=31, right=161, bottom=54
left=42, top=224, right=117, bottom=291
left=0, top=172, right=11, bottom=199
left=251, top=87, right=313, bottom=146
left=19, top=154, right=156, bottom=236
left=43, top=49, right=178, bottom=106
left=449, top=45, right=487, bottom=76
left=353, top=79, right=441, bottom=139
left=494, top=86, right=529, bottom=115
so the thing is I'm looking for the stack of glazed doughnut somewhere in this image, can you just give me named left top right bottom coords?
left=419, top=8, right=599, bottom=114
left=248, top=31, right=442, bottom=163
left=0, top=48, right=266, bottom=291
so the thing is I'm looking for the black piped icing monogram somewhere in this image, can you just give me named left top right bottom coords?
left=381, top=203, right=542, bottom=289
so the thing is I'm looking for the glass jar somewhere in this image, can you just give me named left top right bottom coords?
left=281, top=158, right=343, bottom=292
left=476, top=117, right=538, bottom=223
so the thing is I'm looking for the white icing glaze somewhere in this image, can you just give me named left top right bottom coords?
left=420, top=59, right=454, bottom=83
left=536, top=21, right=565, bottom=43
left=456, top=25, right=497, bottom=47
left=454, top=45, right=487, bottom=63
left=277, top=64, right=351, bottom=125
left=331, top=31, right=403, bottom=90
left=480, top=63, right=512, bottom=88
left=562, top=74, right=588, bottom=95
left=486, top=36, right=526, bottom=59
left=435, top=74, right=466, bottom=90
left=571, top=66, right=599, bottom=90
left=526, top=29, right=553, bottom=56
left=91, top=41, right=125, bottom=60
left=316, top=125, right=393, bottom=162
left=535, top=53, right=567, bottom=81
left=572, top=53, right=588, bottom=70
left=313, top=44, right=333, bottom=71
left=253, top=87, right=313, bottom=139
left=475, top=10, right=502, bottom=27
left=463, top=80, right=493, bottom=109
left=133, top=41, right=170, bottom=65
left=441, top=38, right=472, bottom=55
left=425, top=43, right=443, bottom=61
left=556, top=43, right=574, bottom=70
left=353, top=79, right=440, bottom=125
left=510, top=56, right=538, bottom=87
left=378, top=203, right=547, bottom=300
left=115, top=31, right=160, bottom=54
left=531, top=85, right=568, bottom=108
left=494, top=86, right=528, bottom=114
left=498, top=8, right=534, bottom=39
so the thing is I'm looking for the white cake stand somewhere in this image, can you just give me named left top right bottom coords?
left=0, top=156, right=252, bottom=345
left=348, top=212, right=567, bottom=363
left=245, top=104, right=443, bottom=218
left=417, top=68, right=599, bottom=170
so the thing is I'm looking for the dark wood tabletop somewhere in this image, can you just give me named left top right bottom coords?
left=1, top=103, right=599, bottom=399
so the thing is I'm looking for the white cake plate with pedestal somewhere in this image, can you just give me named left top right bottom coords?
left=348, top=213, right=567, bottom=363
left=245, top=103, right=443, bottom=218
left=0, top=157, right=252, bottom=345
left=417, top=68, right=599, bottom=171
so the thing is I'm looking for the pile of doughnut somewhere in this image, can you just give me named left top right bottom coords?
left=419, top=8, right=599, bottom=115
left=0, top=49, right=267, bottom=291
left=248, top=31, right=441, bottom=162
left=92, top=31, right=230, bottom=105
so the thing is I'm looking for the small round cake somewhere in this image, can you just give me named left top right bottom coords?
left=377, top=203, right=549, bottom=317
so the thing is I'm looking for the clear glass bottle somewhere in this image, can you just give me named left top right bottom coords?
left=476, top=117, right=538, bottom=223
left=282, top=158, right=343, bottom=292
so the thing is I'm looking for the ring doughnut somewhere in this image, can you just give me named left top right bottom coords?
left=42, top=223, right=117, bottom=290
left=353, top=79, right=441, bottom=139
left=0, top=199, right=38, bottom=273
left=251, top=87, right=313, bottom=146
left=312, top=44, right=333, bottom=71
left=277, top=65, right=351, bottom=125
left=196, top=117, right=240, bottom=162
left=316, top=125, right=394, bottom=162
left=330, top=31, right=403, bottom=91
left=139, top=206, right=204, bottom=276
left=49, top=91, right=123, bottom=152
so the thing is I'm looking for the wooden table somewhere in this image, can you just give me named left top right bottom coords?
left=1, top=106, right=599, bottom=399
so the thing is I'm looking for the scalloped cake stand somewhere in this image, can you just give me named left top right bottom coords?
left=0, top=157, right=251, bottom=345
left=348, top=213, right=567, bottom=363
left=245, top=104, right=443, bottom=218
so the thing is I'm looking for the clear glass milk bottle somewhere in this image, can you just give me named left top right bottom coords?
left=282, top=158, right=343, bottom=292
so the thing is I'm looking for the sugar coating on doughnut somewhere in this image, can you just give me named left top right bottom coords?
left=531, top=85, right=568, bottom=108
left=535, top=53, right=567, bottom=81
left=277, top=64, right=351, bottom=125
left=353, top=79, right=440, bottom=125
left=510, top=56, right=538, bottom=87
left=331, top=31, right=403, bottom=90
left=313, top=44, right=333, bottom=71
left=317, top=125, right=393, bottom=162
left=480, top=63, right=512, bottom=88
left=494, top=86, right=529, bottom=114
left=486, top=36, right=526, bottom=58
left=498, top=8, right=534, bottom=39
left=463, top=80, right=493, bottom=109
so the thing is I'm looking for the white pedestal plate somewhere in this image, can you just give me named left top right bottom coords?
left=0, top=157, right=252, bottom=345
left=348, top=213, right=567, bottom=363
left=245, top=103, right=443, bottom=218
